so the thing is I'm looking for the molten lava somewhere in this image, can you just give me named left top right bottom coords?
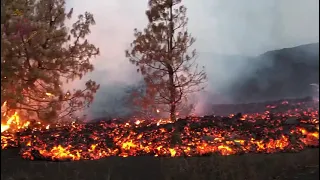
left=1, top=99, right=319, bottom=161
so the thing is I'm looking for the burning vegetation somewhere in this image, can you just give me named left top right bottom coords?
left=1, top=0, right=319, bottom=164
left=1, top=98, right=319, bottom=161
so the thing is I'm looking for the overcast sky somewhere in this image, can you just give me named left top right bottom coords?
left=66, top=0, right=319, bottom=83
left=65, top=0, right=319, bottom=116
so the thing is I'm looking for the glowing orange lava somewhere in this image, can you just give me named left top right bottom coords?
left=1, top=100, right=319, bottom=161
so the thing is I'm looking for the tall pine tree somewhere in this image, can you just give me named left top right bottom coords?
left=126, top=0, right=206, bottom=121
left=1, top=0, right=100, bottom=122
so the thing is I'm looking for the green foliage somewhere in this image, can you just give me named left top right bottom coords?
left=1, top=0, right=100, bottom=122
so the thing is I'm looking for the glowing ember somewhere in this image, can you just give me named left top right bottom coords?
left=1, top=111, right=31, bottom=133
left=45, top=92, right=54, bottom=97
left=1, top=99, right=319, bottom=161
left=1, top=125, right=10, bottom=133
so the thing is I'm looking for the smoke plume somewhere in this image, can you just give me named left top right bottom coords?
left=63, top=0, right=319, bottom=119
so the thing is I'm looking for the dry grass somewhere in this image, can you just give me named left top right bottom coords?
left=1, top=148, right=319, bottom=180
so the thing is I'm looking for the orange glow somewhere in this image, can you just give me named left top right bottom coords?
left=1, top=100, right=319, bottom=161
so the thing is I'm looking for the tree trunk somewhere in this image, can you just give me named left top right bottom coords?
left=168, top=1, right=176, bottom=121
left=170, top=102, right=176, bottom=121
left=169, top=69, right=176, bottom=121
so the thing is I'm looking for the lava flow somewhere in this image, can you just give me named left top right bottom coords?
left=1, top=99, right=319, bottom=161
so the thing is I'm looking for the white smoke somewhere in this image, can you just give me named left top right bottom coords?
left=63, top=0, right=319, bottom=119
left=310, top=83, right=319, bottom=101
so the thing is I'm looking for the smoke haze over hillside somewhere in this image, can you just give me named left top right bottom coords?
left=64, top=0, right=319, bottom=118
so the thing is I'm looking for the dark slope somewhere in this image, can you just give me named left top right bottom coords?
left=229, top=43, right=319, bottom=103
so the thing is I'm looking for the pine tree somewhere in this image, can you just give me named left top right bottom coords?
left=126, top=0, right=206, bottom=121
left=1, top=0, right=100, bottom=122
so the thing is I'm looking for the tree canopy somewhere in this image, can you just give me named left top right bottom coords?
left=126, top=0, right=206, bottom=121
left=1, top=0, right=100, bottom=122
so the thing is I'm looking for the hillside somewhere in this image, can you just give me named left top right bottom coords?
left=87, top=43, right=319, bottom=118
left=227, top=43, right=319, bottom=103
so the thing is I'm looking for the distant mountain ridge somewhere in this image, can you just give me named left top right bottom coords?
left=228, top=43, right=319, bottom=103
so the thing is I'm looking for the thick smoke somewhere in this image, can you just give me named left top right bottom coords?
left=63, top=0, right=319, bottom=119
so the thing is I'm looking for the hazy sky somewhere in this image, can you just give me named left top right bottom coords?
left=65, top=0, right=319, bottom=116
left=66, top=0, right=319, bottom=83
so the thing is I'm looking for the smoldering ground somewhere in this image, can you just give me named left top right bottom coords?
left=62, top=0, right=319, bottom=119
